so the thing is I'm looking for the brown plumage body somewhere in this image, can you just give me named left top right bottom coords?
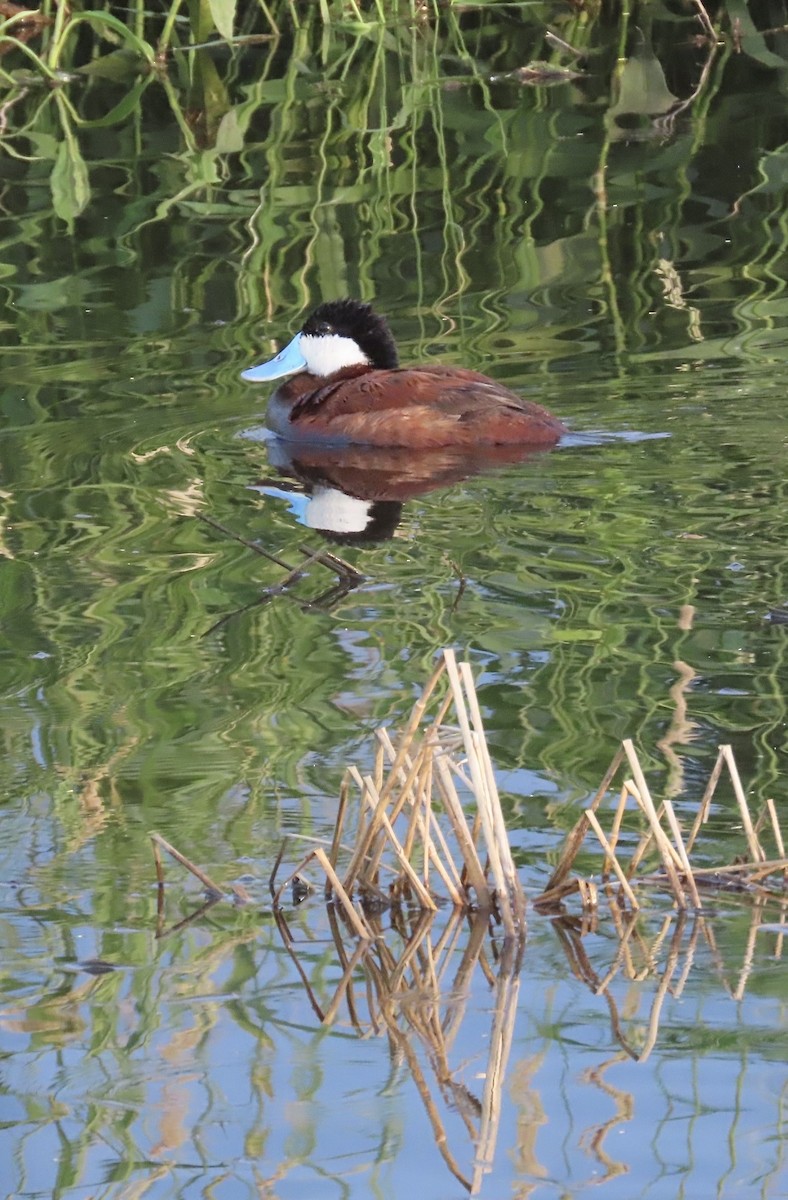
left=267, top=363, right=566, bottom=448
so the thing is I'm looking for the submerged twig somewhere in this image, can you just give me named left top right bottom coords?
left=150, top=831, right=224, bottom=898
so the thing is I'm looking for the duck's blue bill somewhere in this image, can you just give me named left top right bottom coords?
left=241, top=332, right=307, bottom=381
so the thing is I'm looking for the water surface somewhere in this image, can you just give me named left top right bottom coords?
left=0, top=4, right=786, bottom=1196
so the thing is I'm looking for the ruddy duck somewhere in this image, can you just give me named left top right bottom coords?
left=241, top=299, right=566, bottom=448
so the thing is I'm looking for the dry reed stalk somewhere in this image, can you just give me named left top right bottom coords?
left=600, top=783, right=632, bottom=880
left=456, top=662, right=517, bottom=898
left=752, top=801, right=771, bottom=843
left=313, top=845, right=378, bottom=940
left=765, top=798, right=786, bottom=882
left=661, top=796, right=702, bottom=908
left=576, top=877, right=599, bottom=910
left=374, top=735, right=385, bottom=794
left=377, top=656, right=448, bottom=783
left=151, top=837, right=165, bottom=888
left=625, top=784, right=688, bottom=881
left=345, top=739, right=428, bottom=888
left=274, top=847, right=374, bottom=941
left=721, top=744, right=766, bottom=863
left=533, top=877, right=586, bottom=909
left=584, top=810, right=639, bottom=908
left=356, top=774, right=438, bottom=911
left=434, top=753, right=492, bottom=908
left=443, top=649, right=524, bottom=934
left=624, top=791, right=657, bottom=878
left=623, top=741, right=690, bottom=907
left=342, top=764, right=383, bottom=886
left=340, top=660, right=449, bottom=888
left=149, top=832, right=224, bottom=897
left=370, top=727, right=431, bottom=885
left=543, top=744, right=625, bottom=895
left=427, top=805, right=467, bottom=898
left=446, top=757, right=486, bottom=848
left=459, top=664, right=515, bottom=872
left=347, top=681, right=501, bottom=902
left=400, top=772, right=431, bottom=870
left=684, top=744, right=725, bottom=854
left=328, top=773, right=351, bottom=874
left=688, top=858, right=788, bottom=878
left=421, top=826, right=466, bottom=908
left=537, top=738, right=786, bottom=919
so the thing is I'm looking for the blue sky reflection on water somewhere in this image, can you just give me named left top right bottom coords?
left=0, top=883, right=785, bottom=1199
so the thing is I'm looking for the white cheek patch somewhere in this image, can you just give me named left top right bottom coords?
left=300, top=333, right=370, bottom=377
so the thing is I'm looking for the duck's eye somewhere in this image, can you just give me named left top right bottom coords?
left=317, top=321, right=333, bottom=336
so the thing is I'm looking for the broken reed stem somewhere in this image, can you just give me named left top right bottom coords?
left=344, top=664, right=451, bottom=888
left=434, top=753, right=491, bottom=908
left=684, top=744, right=725, bottom=855
left=721, top=744, right=765, bottom=864
left=661, top=796, right=702, bottom=908
left=625, top=788, right=689, bottom=881
left=544, top=744, right=625, bottom=894
left=357, top=774, right=438, bottom=911
left=309, top=848, right=374, bottom=940
left=584, top=810, right=640, bottom=909
left=149, top=832, right=224, bottom=897
left=151, top=837, right=165, bottom=887
left=542, top=737, right=786, bottom=918
left=329, top=773, right=351, bottom=875
left=427, top=806, right=466, bottom=903
left=444, top=649, right=522, bottom=933
left=623, top=741, right=689, bottom=907
left=688, top=857, right=788, bottom=879
left=765, top=798, right=787, bottom=881
left=461, top=659, right=521, bottom=900
left=601, top=783, right=630, bottom=880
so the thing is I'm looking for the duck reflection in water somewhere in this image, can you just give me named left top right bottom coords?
left=252, top=437, right=558, bottom=545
